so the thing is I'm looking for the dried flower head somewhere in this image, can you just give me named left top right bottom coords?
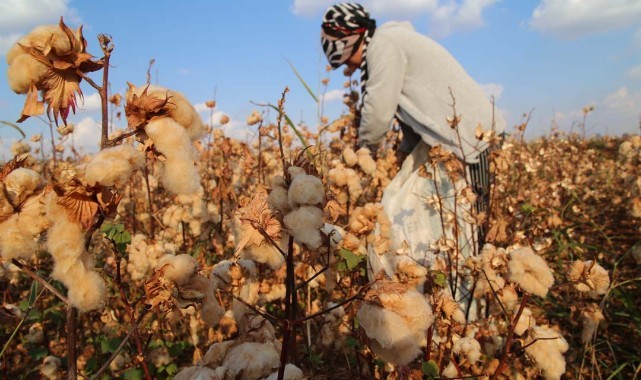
left=6, top=18, right=103, bottom=123
left=568, top=260, right=610, bottom=295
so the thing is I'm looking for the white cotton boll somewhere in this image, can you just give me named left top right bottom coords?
left=66, top=267, right=106, bottom=312
left=7, top=53, right=49, bottom=94
left=378, top=290, right=434, bottom=336
left=287, top=174, right=324, bottom=208
left=356, top=147, right=377, bottom=175
left=243, top=243, right=285, bottom=269
left=284, top=206, right=324, bottom=250
left=287, top=165, right=305, bottom=179
left=442, top=361, right=458, bottom=378
left=514, top=307, right=535, bottom=336
left=357, top=304, right=419, bottom=364
left=157, top=254, right=197, bottom=286
left=10, top=141, right=31, bottom=156
left=268, top=185, right=290, bottom=213
left=346, top=171, right=363, bottom=201
left=0, top=194, right=49, bottom=260
left=173, top=366, right=226, bottom=380
left=223, top=342, right=280, bottom=380
left=328, top=167, right=348, bottom=187
left=342, top=147, right=358, bottom=167
left=3, top=168, right=44, bottom=204
left=524, top=325, right=568, bottom=380
left=453, top=336, right=482, bottom=363
left=201, top=340, right=235, bottom=367
left=321, top=223, right=344, bottom=248
left=507, top=247, right=554, bottom=297
left=83, top=144, right=144, bottom=187
left=145, top=117, right=202, bottom=195
left=41, top=355, right=61, bottom=380
left=264, top=364, right=304, bottom=380
left=127, top=84, right=206, bottom=140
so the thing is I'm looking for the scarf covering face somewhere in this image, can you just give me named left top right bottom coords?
left=321, top=3, right=376, bottom=98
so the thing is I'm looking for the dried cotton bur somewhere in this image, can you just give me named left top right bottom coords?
left=6, top=17, right=103, bottom=123
left=145, top=253, right=224, bottom=326
left=125, top=83, right=206, bottom=195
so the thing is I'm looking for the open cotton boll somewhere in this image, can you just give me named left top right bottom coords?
left=223, top=342, right=280, bottom=380
left=357, top=303, right=420, bottom=365
left=441, top=361, right=458, bottom=378
left=514, top=307, right=535, bottom=336
left=507, top=247, right=554, bottom=297
left=268, top=185, right=290, bottom=213
left=3, top=168, right=44, bottom=204
left=356, top=147, right=377, bottom=175
left=287, top=165, right=306, bottom=179
left=66, top=268, right=106, bottom=312
left=0, top=194, right=49, bottom=260
left=378, top=290, right=434, bottom=337
left=7, top=53, right=49, bottom=94
left=157, top=254, right=197, bottom=286
left=524, top=325, right=568, bottom=380
left=328, top=167, right=348, bottom=187
left=453, top=335, right=482, bottom=364
left=40, top=355, right=61, bottom=380
left=83, top=144, right=144, bottom=187
left=127, top=84, right=206, bottom=140
left=173, top=366, right=226, bottom=380
left=287, top=174, right=324, bottom=208
left=284, top=206, right=324, bottom=250
left=581, top=303, right=604, bottom=343
left=243, top=243, right=285, bottom=269
left=145, top=117, right=202, bottom=195
left=342, top=147, right=358, bottom=167
left=264, top=364, right=304, bottom=380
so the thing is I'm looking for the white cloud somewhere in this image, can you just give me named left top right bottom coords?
left=530, top=0, right=641, bottom=38
left=65, top=116, right=101, bottom=153
left=0, top=0, right=78, bottom=55
left=291, top=0, right=337, bottom=17
left=0, top=0, right=72, bottom=33
left=0, top=33, right=21, bottom=55
left=291, top=0, right=497, bottom=37
left=319, top=89, right=344, bottom=103
left=429, top=0, right=499, bottom=38
left=628, top=66, right=641, bottom=80
left=603, top=87, right=641, bottom=111
left=480, top=82, right=504, bottom=101
left=78, top=92, right=102, bottom=112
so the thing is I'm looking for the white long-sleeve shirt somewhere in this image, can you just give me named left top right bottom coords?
left=358, top=21, right=505, bottom=163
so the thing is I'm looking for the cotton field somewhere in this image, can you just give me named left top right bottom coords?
left=1, top=18, right=640, bottom=380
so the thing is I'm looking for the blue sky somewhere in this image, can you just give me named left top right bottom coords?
left=0, top=0, right=640, bottom=157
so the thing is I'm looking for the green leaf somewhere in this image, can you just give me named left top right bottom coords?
left=287, top=60, right=318, bottom=104
left=0, top=120, right=26, bottom=138
left=122, top=368, right=143, bottom=380
left=421, top=360, right=439, bottom=378
left=433, top=271, right=447, bottom=288
left=520, top=203, right=536, bottom=214
left=340, top=248, right=365, bottom=270
left=164, top=363, right=178, bottom=375
left=28, top=281, right=39, bottom=306
left=345, top=336, right=359, bottom=349
left=28, top=346, right=48, bottom=360
left=100, top=337, right=121, bottom=354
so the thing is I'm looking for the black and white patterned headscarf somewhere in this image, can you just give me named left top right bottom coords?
left=321, top=3, right=376, bottom=98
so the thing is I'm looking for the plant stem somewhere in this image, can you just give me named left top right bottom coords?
left=491, top=292, right=529, bottom=380
left=67, top=306, right=77, bottom=380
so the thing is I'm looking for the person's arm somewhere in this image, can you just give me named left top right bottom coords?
left=358, top=34, right=406, bottom=149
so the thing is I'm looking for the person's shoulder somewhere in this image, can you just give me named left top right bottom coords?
left=377, top=21, right=416, bottom=35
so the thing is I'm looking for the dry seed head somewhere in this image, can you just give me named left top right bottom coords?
left=568, top=260, right=610, bottom=295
